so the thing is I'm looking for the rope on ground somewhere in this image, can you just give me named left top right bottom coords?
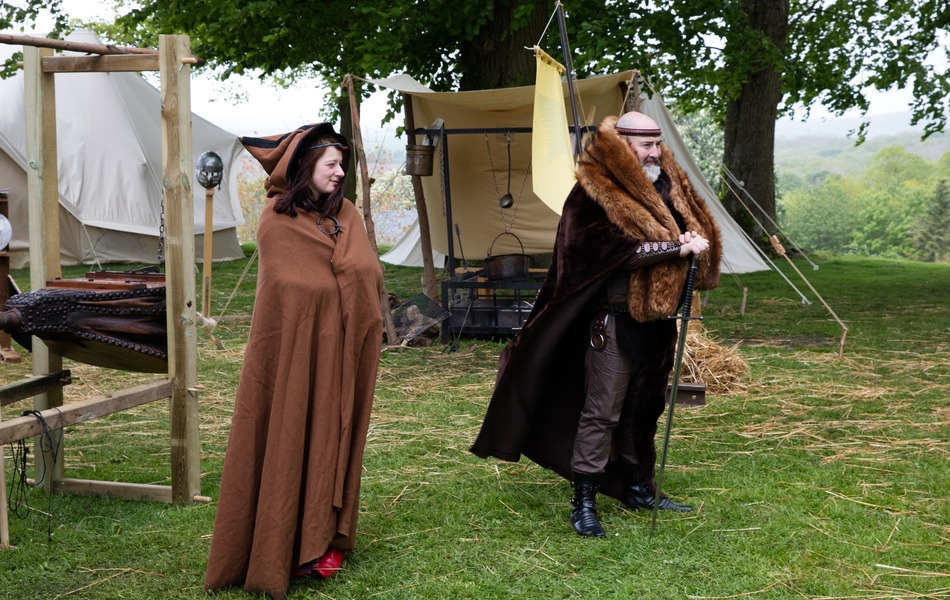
left=213, top=246, right=258, bottom=329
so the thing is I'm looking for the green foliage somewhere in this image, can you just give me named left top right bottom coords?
left=915, top=178, right=950, bottom=261
left=779, top=143, right=950, bottom=261
left=565, top=1, right=950, bottom=136
left=668, top=104, right=724, bottom=185
left=0, top=1, right=67, bottom=35
left=782, top=176, right=858, bottom=254
left=11, top=0, right=942, bottom=137
left=0, top=1, right=64, bottom=78
left=87, top=0, right=558, bottom=115
left=850, top=184, right=928, bottom=259
left=862, top=146, right=935, bottom=190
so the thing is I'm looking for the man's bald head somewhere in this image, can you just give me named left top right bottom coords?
left=616, top=112, right=663, bottom=182
left=616, top=111, right=661, bottom=135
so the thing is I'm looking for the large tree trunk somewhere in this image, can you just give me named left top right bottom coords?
left=721, top=0, right=789, bottom=243
left=457, top=0, right=550, bottom=91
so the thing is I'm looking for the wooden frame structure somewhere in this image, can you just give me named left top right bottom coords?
left=0, top=191, right=20, bottom=364
left=0, top=36, right=202, bottom=548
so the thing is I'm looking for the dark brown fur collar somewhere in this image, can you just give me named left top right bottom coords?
left=578, top=115, right=691, bottom=241
left=574, top=115, right=723, bottom=320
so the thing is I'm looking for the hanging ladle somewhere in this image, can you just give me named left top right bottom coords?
left=499, top=134, right=514, bottom=209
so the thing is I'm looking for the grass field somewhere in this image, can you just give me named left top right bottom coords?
left=1, top=252, right=948, bottom=599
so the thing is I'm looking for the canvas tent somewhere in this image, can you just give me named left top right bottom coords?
left=0, top=30, right=245, bottom=269
left=379, top=217, right=446, bottom=267
left=374, top=72, right=769, bottom=275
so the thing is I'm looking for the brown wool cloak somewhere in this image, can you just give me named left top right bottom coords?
left=470, top=115, right=721, bottom=498
left=204, top=124, right=383, bottom=600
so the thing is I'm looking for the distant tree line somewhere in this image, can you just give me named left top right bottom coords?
left=778, top=147, right=950, bottom=261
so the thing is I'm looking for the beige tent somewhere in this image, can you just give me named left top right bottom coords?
left=372, top=72, right=769, bottom=275
left=0, top=30, right=245, bottom=268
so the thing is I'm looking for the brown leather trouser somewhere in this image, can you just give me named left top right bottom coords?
left=570, top=311, right=676, bottom=480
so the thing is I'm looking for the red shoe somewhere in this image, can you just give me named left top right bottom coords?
left=292, top=548, right=345, bottom=579
left=313, top=548, right=345, bottom=579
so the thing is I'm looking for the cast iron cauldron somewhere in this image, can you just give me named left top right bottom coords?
left=483, top=232, right=529, bottom=280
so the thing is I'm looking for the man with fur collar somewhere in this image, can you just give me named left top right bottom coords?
left=471, top=111, right=722, bottom=538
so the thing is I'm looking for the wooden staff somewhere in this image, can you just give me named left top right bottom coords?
left=202, top=188, right=214, bottom=317
left=343, top=75, right=398, bottom=344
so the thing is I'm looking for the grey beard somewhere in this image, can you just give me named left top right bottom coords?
left=642, top=163, right=661, bottom=183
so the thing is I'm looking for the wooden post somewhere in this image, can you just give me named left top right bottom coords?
left=160, top=35, right=201, bottom=505
left=202, top=188, right=214, bottom=317
left=24, top=46, right=64, bottom=493
left=0, top=407, right=8, bottom=548
left=0, top=191, right=20, bottom=363
left=401, top=93, right=440, bottom=301
left=344, top=76, right=398, bottom=344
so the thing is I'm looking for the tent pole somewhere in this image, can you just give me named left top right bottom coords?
left=441, top=132, right=455, bottom=275
left=632, top=75, right=641, bottom=111
left=556, top=1, right=583, bottom=159
left=401, top=94, right=440, bottom=300
left=345, top=75, right=398, bottom=344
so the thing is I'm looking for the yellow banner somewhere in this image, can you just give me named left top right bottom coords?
left=531, top=52, right=575, bottom=215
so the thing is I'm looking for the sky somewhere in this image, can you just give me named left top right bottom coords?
left=17, top=0, right=939, bottom=142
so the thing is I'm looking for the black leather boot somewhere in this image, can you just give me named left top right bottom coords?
left=570, top=472, right=606, bottom=538
left=622, top=463, right=693, bottom=512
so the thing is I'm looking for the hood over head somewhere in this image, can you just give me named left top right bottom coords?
left=240, top=123, right=349, bottom=198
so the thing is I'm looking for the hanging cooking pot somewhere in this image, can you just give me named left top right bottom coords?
left=484, top=232, right=530, bottom=280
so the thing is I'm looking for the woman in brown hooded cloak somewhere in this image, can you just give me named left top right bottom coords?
left=204, top=123, right=383, bottom=599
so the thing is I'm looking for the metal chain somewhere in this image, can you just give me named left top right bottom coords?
left=485, top=133, right=501, bottom=199
left=485, top=133, right=530, bottom=234
left=499, top=157, right=531, bottom=234
left=157, top=191, right=165, bottom=267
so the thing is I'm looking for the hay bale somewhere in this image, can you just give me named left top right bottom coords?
left=678, top=330, right=749, bottom=396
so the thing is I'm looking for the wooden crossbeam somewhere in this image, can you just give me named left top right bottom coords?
left=41, top=54, right=160, bottom=73
left=0, top=370, right=71, bottom=408
left=0, top=379, right=170, bottom=447
left=31, top=479, right=211, bottom=504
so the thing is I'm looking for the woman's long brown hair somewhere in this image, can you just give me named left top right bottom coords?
left=273, top=137, right=348, bottom=217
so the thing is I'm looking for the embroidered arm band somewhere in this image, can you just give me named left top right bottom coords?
left=634, top=240, right=682, bottom=267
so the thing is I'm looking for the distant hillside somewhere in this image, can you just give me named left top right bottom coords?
left=775, top=111, right=950, bottom=178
